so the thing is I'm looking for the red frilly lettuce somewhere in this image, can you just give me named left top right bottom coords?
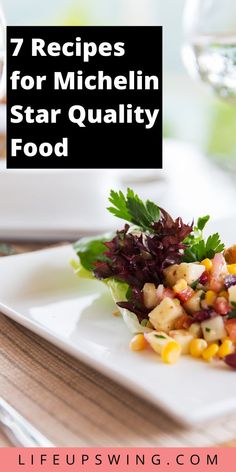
left=93, top=210, right=192, bottom=320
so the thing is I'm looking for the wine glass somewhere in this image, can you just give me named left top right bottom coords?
left=182, top=0, right=236, bottom=105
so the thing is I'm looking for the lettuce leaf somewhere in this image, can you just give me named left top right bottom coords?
left=71, top=253, right=151, bottom=334
left=107, top=278, right=151, bottom=334
left=70, top=258, right=95, bottom=279
left=73, top=232, right=114, bottom=271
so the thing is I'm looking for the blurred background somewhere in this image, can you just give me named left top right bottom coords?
left=1, top=0, right=236, bottom=243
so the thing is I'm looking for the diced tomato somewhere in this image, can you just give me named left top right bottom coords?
left=214, top=297, right=230, bottom=316
left=176, top=287, right=194, bottom=303
left=210, top=253, right=228, bottom=292
left=174, top=314, right=193, bottom=330
left=199, top=270, right=210, bottom=285
left=225, top=318, right=236, bottom=341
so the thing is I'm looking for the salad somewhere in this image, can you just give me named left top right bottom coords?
left=71, top=189, right=236, bottom=369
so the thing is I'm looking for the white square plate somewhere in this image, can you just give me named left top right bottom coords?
left=0, top=244, right=236, bottom=426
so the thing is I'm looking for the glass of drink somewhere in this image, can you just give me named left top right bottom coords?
left=182, top=0, right=236, bottom=104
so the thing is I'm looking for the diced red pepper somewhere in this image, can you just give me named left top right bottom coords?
left=176, top=287, right=194, bottom=303
left=214, top=297, right=230, bottom=316
left=174, top=314, right=193, bottom=330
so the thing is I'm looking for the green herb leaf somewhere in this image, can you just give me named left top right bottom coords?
left=227, top=310, right=236, bottom=320
left=107, top=188, right=160, bottom=231
left=190, top=279, right=200, bottom=289
left=197, top=215, right=210, bottom=231
left=154, top=334, right=166, bottom=339
left=184, top=214, right=210, bottom=247
left=146, top=200, right=161, bottom=222
left=108, top=190, right=132, bottom=222
left=74, top=233, right=114, bottom=271
left=183, top=214, right=224, bottom=262
left=183, top=233, right=224, bottom=262
left=205, top=327, right=211, bottom=332
left=231, top=301, right=236, bottom=308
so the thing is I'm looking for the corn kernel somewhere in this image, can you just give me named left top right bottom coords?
left=129, top=334, right=147, bottom=351
left=202, top=343, right=219, bottom=362
left=219, top=290, right=229, bottom=300
left=200, top=258, right=212, bottom=271
left=227, top=264, right=236, bottom=275
left=218, top=340, right=234, bottom=358
left=190, top=338, right=207, bottom=358
left=205, top=290, right=217, bottom=306
left=173, top=279, right=188, bottom=293
left=161, top=341, right=181, bottom=365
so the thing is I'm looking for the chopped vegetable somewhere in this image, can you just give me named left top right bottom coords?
left=218, top=340, right=234, bottom=358
left=129, top=334, right=147, bottom=351
left=199, top=270, right=210, bottom=285
left=224, top=353, right=236, bottom=369
left=143, top=283, right=158, bottom=309
left=210, top=253, right=228, bottom=292
left=213, top=297, right=229, bottom=315
left=164, top=262, right=205, bottom=287
left=201, top=316, right=227, bottom=342
left=161, top=341, right=181, bottom=364
left=191, top=309, right=216, bottom=322
left=225, top=318, right=236, bottom=341
left=205, top=290, right=217, bottom=306
left=144, top=331, right=173, bottom=354
left=169, top=329, right=194, bottom=354
left=189, top=322, right=202, bottom=338
left=148, top=297, right=185, bottom=333
left=190, top=338, right=207, bottom=358
left=200, top=258, right=212, bottom=271
left=184, top=290, right=204, bottom=314
left=202, top=344, right=219, bottom=362
left=225, top=275, right=236, bottom=289
left=227, top=264, right=236, bottom=275
left=228, top=286, right=236, bottom=304
left=224, top=244, right=236, bottom=264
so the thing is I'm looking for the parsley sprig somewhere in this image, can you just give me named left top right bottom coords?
left=108, top=188, right=160, bottom=232
left=73, top=189, right=226, bottom=278
left=108, top=190, right=225, bottom=261
left=183, top=216, right=224, bottom=262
